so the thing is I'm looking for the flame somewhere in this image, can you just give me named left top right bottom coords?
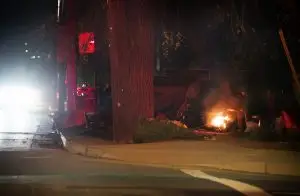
left=209, top=112, right=231, bottom=130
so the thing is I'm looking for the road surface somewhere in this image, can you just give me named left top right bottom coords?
left=0, top=112, right=299, bottom=195
left=0, top=149, right=299, bottom=195
left=0, top=110, right=58, bottom=150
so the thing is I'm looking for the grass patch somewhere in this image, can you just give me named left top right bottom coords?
left=133, top=119, right=203, bottom=143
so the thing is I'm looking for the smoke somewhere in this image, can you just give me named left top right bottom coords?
left=203, top=80, right=241, bottom=113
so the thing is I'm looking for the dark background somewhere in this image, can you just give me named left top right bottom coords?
left=0, top=0, right=300, bottom=92
left=0, top=0, right=56, bottom=41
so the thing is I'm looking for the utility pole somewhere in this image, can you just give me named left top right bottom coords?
left=278, top=29, right=300, bottom=92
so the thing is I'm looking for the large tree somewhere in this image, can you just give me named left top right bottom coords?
left=107, top=0, right=155, bottom=143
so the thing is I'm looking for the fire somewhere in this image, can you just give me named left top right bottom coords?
left=209, top=112, right=231, bottom=130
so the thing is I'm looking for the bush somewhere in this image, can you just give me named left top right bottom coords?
left=133, top=119, right=203, bottom=143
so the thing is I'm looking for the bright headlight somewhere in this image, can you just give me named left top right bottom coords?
left=0, top=86, right=42, bottom=108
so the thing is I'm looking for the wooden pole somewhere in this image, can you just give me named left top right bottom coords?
left=279, top=28, right=300, bottom=91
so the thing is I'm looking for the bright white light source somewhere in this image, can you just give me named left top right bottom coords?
left=30, top=56, right=36, bottom=59
left=0, top=109, right=38, bottom=134
left=0, top=86, right=42, bottom=110
left=10, top=110, right=31, bottom=131
left=24, top=42, right=28, bottom=46
left=37, top=56, right=41, bottom=58
left=25, top=49, right=29, bottom=53
left=57, top=0, right=61, bottom=22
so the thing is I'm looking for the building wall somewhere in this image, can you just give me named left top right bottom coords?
left=76, top=0, right=109, bottom=86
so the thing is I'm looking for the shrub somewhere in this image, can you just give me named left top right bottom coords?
left=133, top=119, right=203, bottom=143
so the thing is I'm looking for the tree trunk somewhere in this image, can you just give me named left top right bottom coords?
left=107, top=0, right=154, bottom=143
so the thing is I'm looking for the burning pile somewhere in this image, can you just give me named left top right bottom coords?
left=203, top=81, right=242, bottom=131
left=206, top=109, right=237, bottom=131
left=210, top=112, right=230, bottom=130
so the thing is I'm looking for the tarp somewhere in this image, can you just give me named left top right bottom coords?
left=281, top=111, right=297, bottom=129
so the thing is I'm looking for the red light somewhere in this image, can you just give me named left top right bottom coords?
left=78, top=32, right=95, bottom=54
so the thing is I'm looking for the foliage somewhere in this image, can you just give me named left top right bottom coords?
left=161, top=31, right=185, bottom=60
left=133, top=119, right=203, bottom=143
left=159, top=30, right=194, bottom=71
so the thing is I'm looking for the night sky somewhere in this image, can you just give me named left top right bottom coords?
left=0, top=0, right=56, bottom=73
left=0, top=0, right=56, bottom=42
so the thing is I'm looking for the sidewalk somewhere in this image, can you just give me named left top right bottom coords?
left=62, top=131, right=300, bottom=176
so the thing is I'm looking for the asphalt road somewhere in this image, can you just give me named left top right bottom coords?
left=0, top=112, right=299, bottom=195
left=0, top=149, right=299, bottom=195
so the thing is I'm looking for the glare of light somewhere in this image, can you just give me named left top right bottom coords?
left=9, top=110, right=31, bottom=131
left=57, top=0, right=61, bottom=22
left=0, top=86, right=42, bottom=110
left=0, top=110, right=38, bottom=143
left=37, top=56, right=41, bottom=58
left=25, top=49, right=29, bottom=53
left=30, top=55, right=36, bottom=59
left=24, top=42, right=28, bottom=46
left=0, top=110, right=4, bottom=132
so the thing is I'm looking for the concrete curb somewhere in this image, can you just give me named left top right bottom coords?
left=64, top=140, right=300, bottom=176
left=65, top=141, right=119, bottom=160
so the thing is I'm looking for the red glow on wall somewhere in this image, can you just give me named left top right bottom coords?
left=78, top=32, right=95, bottom=54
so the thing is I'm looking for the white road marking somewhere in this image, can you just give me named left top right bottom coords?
left=181, top=169, right=271, bottom=196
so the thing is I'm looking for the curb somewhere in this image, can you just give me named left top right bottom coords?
left=65, top=141, right=120, bottom=161
left=64, top=140, right=300, bottom=177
